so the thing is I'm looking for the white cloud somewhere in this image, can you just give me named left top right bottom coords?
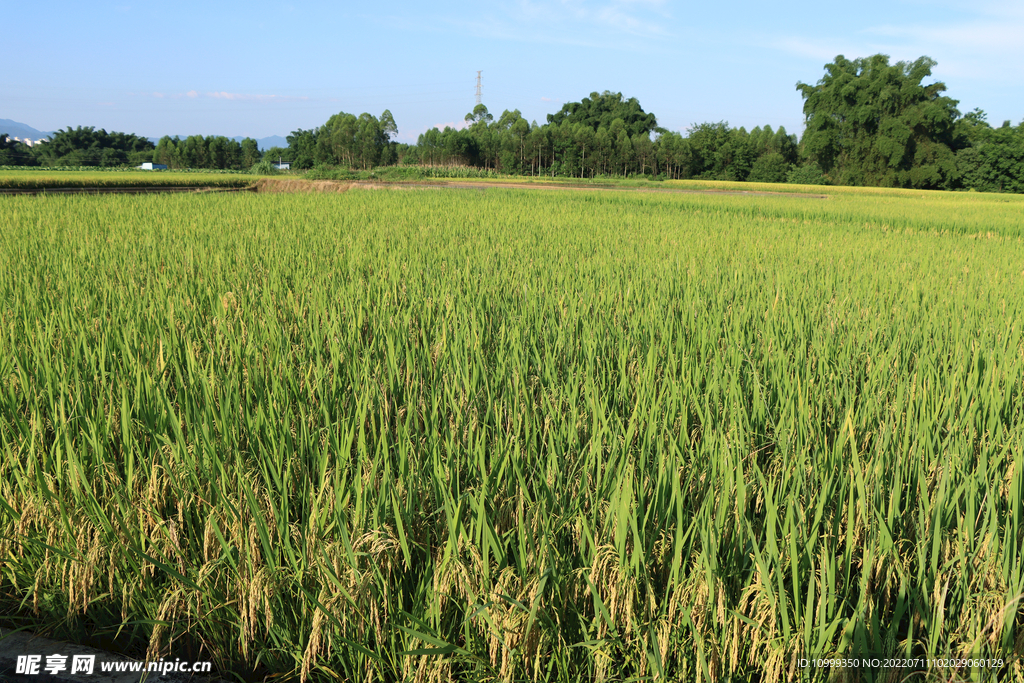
left=769, top=38, right=854, bottom=63
left=862, top=13, right=1024, bottom=84
left=149, top=91, right=310, bottom=103
left=865, top=20, right=1024, bottom=58
left=448, top=0, right=672, bottom=47
left=593, top=3, right=669, bottom=36
left=206, top=91, right=310, bottom=102
left=769, top=1, right=1024, bottom=85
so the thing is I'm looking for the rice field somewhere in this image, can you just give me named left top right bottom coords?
left=1, top=186, right=1023, bottom=682
left=0, top=169, right=253, bottom=191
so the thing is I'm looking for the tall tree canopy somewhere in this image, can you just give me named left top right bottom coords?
left=796, top=54, right=961, bottom=188
left=34, top=126, right=154, bottom=167
left=152, top=135, right=256, bottom=170
left=315, top=110, right=398, bottom=169
left=259, top=57, right=1023, bottom=193
left=0, top=134, right=35, bottom=166
left=955, top=113, right=1024, bottom=194
left=547, top=91, right=658, bottom=138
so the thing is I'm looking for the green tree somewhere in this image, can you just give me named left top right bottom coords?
left=547, top=91, right=658, bottom=138
left=494, top=110, right=528, bottom=172
left=180, top=135, right=208, bottom=169
left=380, top=109, right=398, bottom=143
left=396, top=143, right=420, bottom=165
left=527, top=124, right=547, bottom=175
left=207, top=136, right=228, bottom=169
left=632, top=132, right=655, bottom=176
left=747, top=152, right=793, bottom=183
left=546, top=122, right=574, bottom=177
left=0, top=134, right=36, bottom=166
left=609, top=119, right=633, bottom=175
left=956, top=119, right=1024, bottom=193
left=379, top=110, right=399, bottom=166
left=574, top=124, right=595, bottom=178
left=418, top=128, right=442, bottom=166
left=33, top=126, right=154, bottom=167
left=313, top=110, right=398, bottom=169
left=686, top=122, right=730, bottom=178
left=153, top=136, right=180, bottom=167
left=656, top=131, right=693, bottom=179
left=797, top=54, right=961, bottom=188
left=441, top=127, right=478, bottom=166
left=787, top=163, right=830, bottom=185
left=286, top=129, right=316, bottom=168
left=319, top=112, right=359, bottom=166
left=263, top=146, right=294, bottom=167
left=355, top=113, right=382, bottom=169
left=464, top=104, right=496, bottom=169
left=241, top=138, right=261, bottom=167
left=512, top=118, right=529, bottom=169
left=477, top=126, right=499, bottom=171
left=593, top=126, right=612, bottom=175
left=465, top=104, right=493, bottom=127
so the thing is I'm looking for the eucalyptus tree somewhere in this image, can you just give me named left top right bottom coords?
left=240, top=138, right=261, bottom=168
left=286, top=129, right=318, bottom=168
left=574, top=124, right=595, bottom=178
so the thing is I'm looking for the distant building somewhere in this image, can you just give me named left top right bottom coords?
left=272, top=161, right=291, bottom=170
left=12, top=136, right=43, bottom=147
left=138, top=163, right=168, bottom=170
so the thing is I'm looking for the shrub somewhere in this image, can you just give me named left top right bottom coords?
left=249, top=160, right=279, bottom=176
left=787, top=162, right=831, bottom=185
left=747, top=153, right=793, bottom=183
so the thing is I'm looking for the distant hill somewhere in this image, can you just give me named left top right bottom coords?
left=241, top=135, right=288, bottom=150
left=0, top=119, right=54, bottom=142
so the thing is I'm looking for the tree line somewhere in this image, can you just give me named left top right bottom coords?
left=1, top=127, right=155, bottom=167
left=152, top=135, right=261, bottom=170
left=247, top=55, right=1024, bottom=192
left=403, top=108, right=804, bottom=183
left=0, top=127, right=264, bottom=170
left=3, top=54, right=1023, bottom=192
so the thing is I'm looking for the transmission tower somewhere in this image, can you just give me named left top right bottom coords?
left=475, top=71, right=482, bottom=106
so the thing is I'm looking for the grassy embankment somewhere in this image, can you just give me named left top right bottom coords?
left=1, top=185, right=1024, bottom=682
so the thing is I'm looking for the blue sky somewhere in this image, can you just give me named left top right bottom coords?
left=4, top=0, right=1022, bottom=143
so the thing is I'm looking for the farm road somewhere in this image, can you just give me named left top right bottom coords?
left=361, top=179, right=830, bottom=199
left=0, top=177, right=830, bottom=198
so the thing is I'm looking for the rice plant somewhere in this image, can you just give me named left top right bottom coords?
left=0, top=170, right=253, bottom=190
left=1, top=187, right=1022, bottom=682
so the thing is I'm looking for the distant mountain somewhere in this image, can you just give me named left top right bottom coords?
left=0, top=119, right=54, bottom=141
left=240, top=135, right=288, bottom=150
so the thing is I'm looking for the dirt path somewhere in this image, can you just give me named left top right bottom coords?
left=352, top=179, right=830, bottom=199
left=0, top=185, right=252, bottom=196
left=0, top=178, right=830, bottom=199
